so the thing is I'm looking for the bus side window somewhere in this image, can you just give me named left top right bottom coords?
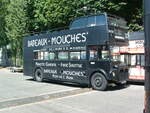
left=34, top=51, right=44, bottom=60
left=89, top=50, right=98, bottom=60
left=81, top=51, right=86, bottom=60
left=49, top=52, right=55, bottom=60
left=34, top=52, right=38, bottom=60
left=40, top=51, right=44, bottom=60
left=58, top=51, right=68, bottom=60
left=44, top=52, right=49, bottom=60
left=70, top=52, right=80, bottom=60
left=38, top=51, right=41, bottom=60
left=101, top=50, right=109, bottom=59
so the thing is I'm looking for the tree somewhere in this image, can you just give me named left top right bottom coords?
left=0, top=0, right=143, bottom=66
left=0, top=0, right=9, bottom=47
left=33, top=0, right=80, bottom=31
left=5, top=0, right=28, bottom=66
left=33, top=0, right=143, bottom=32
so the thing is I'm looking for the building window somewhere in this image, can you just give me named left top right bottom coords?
left=141, top=55, right=145, bottom=66
left=136, top=55, right=140, bottom=65
left=131, top=55, right=136, bottom=66
left=58, top=51, right=68, bottom=60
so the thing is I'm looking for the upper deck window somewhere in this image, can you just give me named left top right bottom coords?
left=70, top=14, right=106, bottom=30
left=96, top=15, right=106, bottom=25
left=70, top=18, right=87, bottom=29
left=88, top=16, right=96, bottom=27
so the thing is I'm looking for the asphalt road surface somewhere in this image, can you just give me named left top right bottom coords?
left=0, top=68, right=144, bottom=113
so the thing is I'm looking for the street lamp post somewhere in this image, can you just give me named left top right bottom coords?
left=144, top=0, right=150, bottom=112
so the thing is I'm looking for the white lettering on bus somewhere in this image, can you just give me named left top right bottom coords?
left=62, top=71, right=85, bottom=77
left=35, top=62, right=45, bottom=66
left=27, top=32, right=88, bottom=47
left=51, top=32, right=88, bottom=45
left=69, top=63, right=82, bottom=68
left=82, top=32, right=87, bottom=42
left=60, top=62, right=82, bottom=68
left=44, top=69, right=57, bottom=74
left=28, top=38, right=48, bottom=47
left=45, top=62, right=57, bottom=67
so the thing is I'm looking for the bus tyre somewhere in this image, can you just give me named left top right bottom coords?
left=34, top=69, right=44, bottom=82
left=91, top=73, right=108, bottom=91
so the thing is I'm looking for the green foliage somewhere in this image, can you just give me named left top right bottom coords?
left=0, top=0, right=9, bottom=47
left=32, top=0, right=143, bottom=32
left=33, top=0, right=79, bottom=31
left=5, top=0, right=28, bottom=65
left=0, top=0, right=144, bottom=66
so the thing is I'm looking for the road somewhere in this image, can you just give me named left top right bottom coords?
left=0, top=68, right=144, bottom=113
left=0, top=68, right=82, bottom=102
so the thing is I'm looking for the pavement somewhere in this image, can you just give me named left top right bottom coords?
left=0, top=68, right=91, bottom=108
left=0, top=68, right=144, bottom=113
left=0, top=85, right=144, bottom=113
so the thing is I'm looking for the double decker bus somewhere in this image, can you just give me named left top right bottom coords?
left=23, top=13, right=128, bottom=91
left=120, top=31, right=145, bottom=82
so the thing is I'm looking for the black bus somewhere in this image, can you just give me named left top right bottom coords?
left=23, top=13, right=128, bottom=91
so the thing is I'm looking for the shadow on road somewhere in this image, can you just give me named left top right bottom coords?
left=127, top=81, right=144, bottom=86
left=106, top=84, right=130, bottom=91
left=26, top=78, right=88, bottom=88
left=26, top=78, right=132, bottom=91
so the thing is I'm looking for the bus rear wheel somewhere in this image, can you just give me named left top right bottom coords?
left=34, top=69, right=44, bottom=82
left=91, top=73, right=108, bottom=91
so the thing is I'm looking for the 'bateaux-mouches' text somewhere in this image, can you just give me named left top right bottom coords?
left=27, top=32, right=88, bottom=47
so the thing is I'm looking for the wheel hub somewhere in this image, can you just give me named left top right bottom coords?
left=95, top=77, right=102, bottom=87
